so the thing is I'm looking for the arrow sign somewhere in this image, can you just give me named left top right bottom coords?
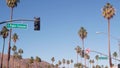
left=6, top=23, right=27, bottom=29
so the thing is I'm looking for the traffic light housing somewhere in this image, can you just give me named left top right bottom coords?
left=118, top=64, right=120, bottom=68
left=82, top=50, right=84, bottom=57
left=34, top=17, right=40, bottom=31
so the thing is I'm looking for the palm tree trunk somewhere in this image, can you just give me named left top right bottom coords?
left=82, top=39, right=86, bottom=68
left=7, top=7, right=13, bottom=68
left=77, top=53, right=78, bottom=64
left=0, top=38, right=5, bottom=68
left=108, top=19, right=112, bottom=68
left=85, top=58, right=86, bottom=68
left=90, top=63, right=91, bottom=68
left=13, top=57, right=14, bottom=68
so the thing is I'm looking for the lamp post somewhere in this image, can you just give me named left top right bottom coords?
left=96, top=32, right=120, bottom=59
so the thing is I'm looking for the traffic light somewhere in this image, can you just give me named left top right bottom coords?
left=82, top=50, right=84, bottom=57
left=118, top=64, right=120, bottom=68
left=34, top=17, right=40, bottom=31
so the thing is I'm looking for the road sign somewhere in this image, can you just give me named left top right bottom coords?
left=98, top=57, right=108, bottom=60
left=6, top=23, right=27, bottom=29
left=85, top=48, right=90, bottom=54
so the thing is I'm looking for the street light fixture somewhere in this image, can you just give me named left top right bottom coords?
left=96, top=31, right=120, bottom=59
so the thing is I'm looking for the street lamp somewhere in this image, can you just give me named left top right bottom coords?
left=96, top=31, right=120, bottom=59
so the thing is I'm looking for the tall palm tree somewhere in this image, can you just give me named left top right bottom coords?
left=55, top=64, right=59, bottom=68
left=18, top=48, right=23, bottom=57
left=13, top=51, right=18, bottom=68
left=78, top=27, right=87, bottom=68
left=67, top=60, right=70, bottom=68
left=95, top=55, right=99, bottom=65
left=85, top=54, right=90, bottom=68
left=62, top=58, right=65, bottom=68
left=6, top=0, right=20, bottom=68
left=12, top=33, right=18, bottom=68
left=35, top=56, right=41, bottom=68
left=70, top=59, right=73, bottom=68
left=89, top=59, right=92, bottom=68
left=12, top=33, right=18, bottom=44
left=18, top=48, right=23, bottom=67
left=0, top=26, right=9, bottom=68
left=102, top=3, right=115, bottom=68
left=84, top=53, right=88, bottom=68
left=29, top=56, right=34, bottom=68
left=58, top=60, right=61, bottom=68
left=75, top=46, right=82, bottom=63
left=105, top=65, right=108, bottom=68
left=91, top=59, right=95, bottom=68
left=51, top=57, right=55, bottom=65
left=12, top=45, right=17, bottom=68
left=113, top=52, right=118, bottom=65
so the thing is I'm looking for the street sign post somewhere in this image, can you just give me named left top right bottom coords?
left=6, top=23, right=27, bottom=29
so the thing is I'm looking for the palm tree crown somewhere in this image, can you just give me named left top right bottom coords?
left=75, top=46, right=82, bottom=54
left=78, top=27, right=87, bottom=40
left=12, top=45, right=17, bottom=52
left=6, top=0, right=20, bottom=8
left=18, top=48, right=23, bottom=56
left=0, top=26, right=9, bottom=38
left=102, top=3, right=115, bottom=20
left=113, top=52, right=117, bottom=58
left=12, top=33, right=18, bottom=43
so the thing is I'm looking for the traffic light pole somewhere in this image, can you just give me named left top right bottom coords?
left=91, top=50, right=120, bottom=62
left=0, top=19, right=34, bottom=25
left=0, top=18, right=40, bottom=68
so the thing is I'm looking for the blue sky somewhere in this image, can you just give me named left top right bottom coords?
left=0, top=0, right=120, bottom=67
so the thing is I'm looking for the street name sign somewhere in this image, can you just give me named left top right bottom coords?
left=6, top=23, right=27, bottom=29
left=98, top=57, right=108, bottom=60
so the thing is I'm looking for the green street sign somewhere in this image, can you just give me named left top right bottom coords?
left=6, top=23, right=27, bottom=29
left=98, top=57, right=108, bottom=60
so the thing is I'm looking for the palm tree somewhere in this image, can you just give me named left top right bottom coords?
left=51, top=57, right=55, bottom=65
left=78, top=27, right=87, bottom=68
left=102, top=3, right=115, bottom=68
left=95, top=55, right=99, bottom=65
left=55, top=64, right=59, bottom=68
left=91, top=59, right=95, bottom=68
left=70, top=59, right=73, bottom=68
left=6, top=0, right=20, bottom=68
left=62, top=58, right=65, bottom=68
left=29, top=56, right=34, bottom=68
left=18, top=48, right=23, bottom=57
left=58, top=60, right=61, bottom=68
left=67, top=60, right=70, bottom=68
left=12, top=33, right=18, bottom=44
left=35, top=56, right=41, bottom=68
left=101, top=65, right=104, bottom=68
left=75, top=46, right=82, bottom=63
left=105, top=65, right=108, bottom=68
left=84, top=53, right=88, bottom=68
left=89, top=60, right=92, bottom=68
left=0, top=26, right=9, bottom=68
left=18, top=48, right=23, bottom=67
left=85, top=54, right=90, bottom=68
left=12, top=45, right=17, bottom=68
left=13, top=51, right=18, bottom=68
left=113, top=52, right=118, bottom=65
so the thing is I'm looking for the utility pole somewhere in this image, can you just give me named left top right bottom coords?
left=118, top=41, right=120, bottom=59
